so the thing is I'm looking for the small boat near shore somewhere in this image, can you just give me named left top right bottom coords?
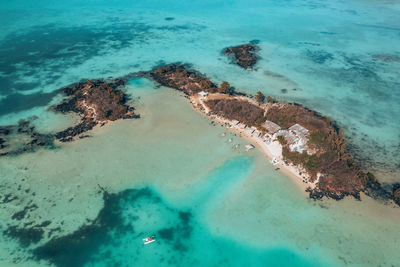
left=245, top=144, right=255, bottom=151
left=143, top=236, right=156, bottom=245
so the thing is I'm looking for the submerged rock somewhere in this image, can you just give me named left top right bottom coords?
left=393, top=186, right=400, bottom=206
left=0, top=120, right=55, bottom=157
left=31, top=188, right=193, bottom=267
left=3, top=225, right=44, bottom=248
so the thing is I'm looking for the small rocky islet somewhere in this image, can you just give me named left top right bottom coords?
left=223, top=43, right=260, bottom=69
left=53, top=78, right=138, bottom=142
left=0, top=78, right=139, bottom=156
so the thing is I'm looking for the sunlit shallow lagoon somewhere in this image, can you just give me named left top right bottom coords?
left=0, top=0, right=400, bottom=266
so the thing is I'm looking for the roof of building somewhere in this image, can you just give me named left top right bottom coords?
left=198, top=91, right=208, bottom=96
left=289, top=123, right=309, bottom=137
left=289, top=136, right=308, bottom=153
left=276, top=130, right=298, bottom=145
left=262, top=120, right=281, bottom=134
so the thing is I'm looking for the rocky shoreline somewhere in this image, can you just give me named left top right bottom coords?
left=146, top=63, right=399, bottom=206
left=0, top=79, right=138, bottom=155
left=52, top=78, right=138, bottom=142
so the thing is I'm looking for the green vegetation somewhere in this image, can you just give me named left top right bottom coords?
left=309, top=132, right=323, bottom=145
left=276, top=135, right=286, bottom=146
left=326, top=128, right=350, bottom=159
left=254, top=115, right=266, bottom=127
left=205, top=98, right=264, bottom=126
left=199, top=79, right=213, bottom=89
left=282, top=147, right=309, bottom=165
left=266, top=96, right=277, bottom=103
left=366, top=172, right=376, bottom=182
left=305, top=154, right=321, bottom=173
left=255, top=91, right=265, bottom=104
left=218, top=81, right=233, bottom=94
left=282, top=147, right=320, bottom=176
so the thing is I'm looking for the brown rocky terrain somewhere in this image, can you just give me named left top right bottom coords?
left=149, top=64, right=218, bottom=95
left=264, top=103, right=369, bottom=199
left=53, top=79, right=138, bottom=142
left=223, top=44, right=259, bottom=69
left=0, top=78, right=138, bottom=155
left=205, top=99, right=265, bottom=126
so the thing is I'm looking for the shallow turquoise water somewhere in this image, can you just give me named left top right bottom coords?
left=32, top=158, right=318, bottom=267
left=1, top=0, right=400, bottom=266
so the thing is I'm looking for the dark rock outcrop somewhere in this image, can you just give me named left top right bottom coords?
left=0, top=78, right=138, bottom=156
left=306, top=187, right=361, bottom=201
left=223, top=44, right=260, bottom=69
left=52, top=78, right=137, bottom=141
left=148, top=64, right=217, bottom=95
left=393, top=185, right=400, bottom=206
left=55, top=121, right=98, bottom=142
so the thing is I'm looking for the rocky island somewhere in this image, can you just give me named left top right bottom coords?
left=223, top=44, right=260, bottom=69
left=0, top=79, right=138, bottom=156
left=147, top=63, right=399, bottom=204
left=53, top=79, right=138, bottom=142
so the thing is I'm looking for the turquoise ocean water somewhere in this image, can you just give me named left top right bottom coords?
left=1, top=1, right=400, bottom=266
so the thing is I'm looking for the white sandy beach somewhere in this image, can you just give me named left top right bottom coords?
left=189, top=93, right=316, bottom=192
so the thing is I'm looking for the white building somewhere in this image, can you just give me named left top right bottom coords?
left=198, top=91, right=208, bottom=99
left=289, top=124, right=309, bottom=137
left=262, top=120, right=281, bottom=134
left=275, top=124, right=310, bottom=154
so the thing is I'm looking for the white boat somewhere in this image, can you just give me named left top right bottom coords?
left=245, top=144, right=255, bottom=151
left=143, top=236, right=156, bottom=245
left=271, top=157, right=279, bottom=165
